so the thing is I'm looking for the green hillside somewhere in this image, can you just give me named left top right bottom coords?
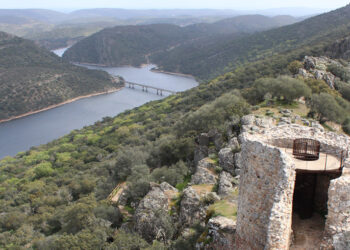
left=63, top=15, right=298, bottom=67
left=1, top=5, right=350, bottom=248
left=151, top=4, right=350, bottom=80
left=0, top=32, right=123, bottom=121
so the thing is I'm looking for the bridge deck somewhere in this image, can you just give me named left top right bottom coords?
left=124, top=81, right=177, bottom=95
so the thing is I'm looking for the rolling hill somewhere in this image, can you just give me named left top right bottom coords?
left=150, top=4, right=350, bottom=79
left=0, top=31, right=123, bottom=121
left=1, top=5, right=350, bottom=249
left=63, top=15, right=299, bottom=67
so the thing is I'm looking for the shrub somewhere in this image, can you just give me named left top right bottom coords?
left=34, top=162, right=54, bottom=179
left=327, top=64, right=350, bottom=82
left=308, top=93, right=345, bottom=123
left=343, top=118, right=350, bottom=135
left=288, top=60, right=303, bottom=75
left=244, top=76, right=311, bottom=104
left=337, top=81, right=350, bottom=102
left=151, top=161, right=188, bottom=187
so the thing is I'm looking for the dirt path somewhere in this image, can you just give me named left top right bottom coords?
left=291, top=213, right=325, bottom=250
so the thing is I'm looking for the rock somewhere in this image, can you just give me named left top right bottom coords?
left=251, top=126, right=260, bottom=132
left=280, top=109, right=292, bottom=116
left=304, top=56, right=317, bottom=70
left=302, top=119, right=310, bottom=126
left=208, top=129, right=223, bottom=151
left=180, top=187, right=207, bottom=228
left=195, top=133, right=210, bottom=166
left=311, top=121, right=324, bottom=132
left=323, top=72, right=336, bottom=89
left=315, top=70, right=326, bottom=80
left=218, top=148, right=235, bottom=175
left=277, top=122, right=287, bottom=126
left=203, top=192, right=221, bottom=204
left=198, top=133, right=210, bottom=146
left=191, top=158, right=217, bottom=185
left=218, top=171, right=236, bottom=198
left=255, top=117, right=274, bottom=128
left=134, top=183, right=176, bottom=243
left=241, top=115, right=255, bottom=126
left=227, top=137, right=240, bottom=152
left=280, top=117, right=291, bottom=124
left=194, top=146, right=208, bottom=167
left=160, top=182, right=177, bottom=192
left=200, top=217, right=236, bottom=250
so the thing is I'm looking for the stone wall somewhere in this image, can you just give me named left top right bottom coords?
left=235, top=140, right=296, bottom=249
left=323, top=175, right=350, bottom=248
left=240, top=115, right=350, bottom=169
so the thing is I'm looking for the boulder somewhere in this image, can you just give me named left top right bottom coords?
left=323, top=72, right=336, bottom=89
left=194, top=146, right=209, bottom=167
left=227, top=137, right=240, bottom=152
left=208, top=129, right=223, bottom=151
left=241, top=115, right=255, bottom=126
left=304, top=56, right=317, bottom=70
left=198, top=133, right=210, bottom=146
left=180, top=187, right=207, bottom=228
left=134, top=183, right=176, bottom=243
left=191, top=158, right=217, bottom=185
left=219, top=148, right=235, bottom=175
left=218, top=172, right=236, bottom=198
left=198, top=216, right=236, bottom=250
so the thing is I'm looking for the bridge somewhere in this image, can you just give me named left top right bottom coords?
left=125, top=81, right=177, bottom=96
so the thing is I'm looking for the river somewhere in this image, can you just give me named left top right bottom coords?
left=0, top=48, right=198, bottom=159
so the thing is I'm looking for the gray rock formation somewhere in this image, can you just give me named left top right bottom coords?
left=218, top=171, right=236, bottom=198
left=134, top=182, right=176, bottom=243
left=194, top=133, right=210, bottom=166
left=218, top=148, right=235, bottom=175
left=227, top=137, right=240, bottom=152
left=191, top=158, right=217, bottom=185
left=180, top=187, right=207, bottom=228
left=201, top=216, right=236, bottom=250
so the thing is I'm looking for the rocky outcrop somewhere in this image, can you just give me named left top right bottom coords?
left=217, top=171, right=237, bottom=199
left=200, top=216, right=236, bottom=250
left=218, top=148, right=235, bottom=175
left=180, top=187, right=208, bottom=228
left=191, top=158, right=218, bottom=185
left=297, top=56, right=345, bottom=89
left=194, top=133, right=210, bottom=166
left=134, top=182, right=177, bottom=243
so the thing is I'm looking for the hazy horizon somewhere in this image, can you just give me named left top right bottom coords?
left=0, top=0, right=348, bottom=12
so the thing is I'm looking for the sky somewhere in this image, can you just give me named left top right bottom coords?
left=0, top=0, right=348, bottom=11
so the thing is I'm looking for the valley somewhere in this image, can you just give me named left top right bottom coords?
left=0, top=3, right=350, bottom=250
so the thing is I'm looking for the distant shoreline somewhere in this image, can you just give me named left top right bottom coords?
left=0, top=87, right=123, bottom=124
left=74, top=62, right=196, bottom=78
left=150, top=68, right=195, bottom=78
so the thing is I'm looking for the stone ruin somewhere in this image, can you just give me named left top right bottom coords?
left=234, top=115, right=350, bottom=249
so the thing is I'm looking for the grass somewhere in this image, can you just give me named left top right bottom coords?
left=208, top=200, right=237, bottom=220
left=192, top=184, right=214, bottom=196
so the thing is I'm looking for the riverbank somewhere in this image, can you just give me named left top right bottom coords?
left=150, top=68, right=195, bottom=78
left=0, top=87, right=123, bottom=124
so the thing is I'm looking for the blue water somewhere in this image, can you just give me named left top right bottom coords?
left=0, top=49, right=198, bottom=158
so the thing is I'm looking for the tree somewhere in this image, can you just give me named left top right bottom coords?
left=309, top=93, right=344, bottom=123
